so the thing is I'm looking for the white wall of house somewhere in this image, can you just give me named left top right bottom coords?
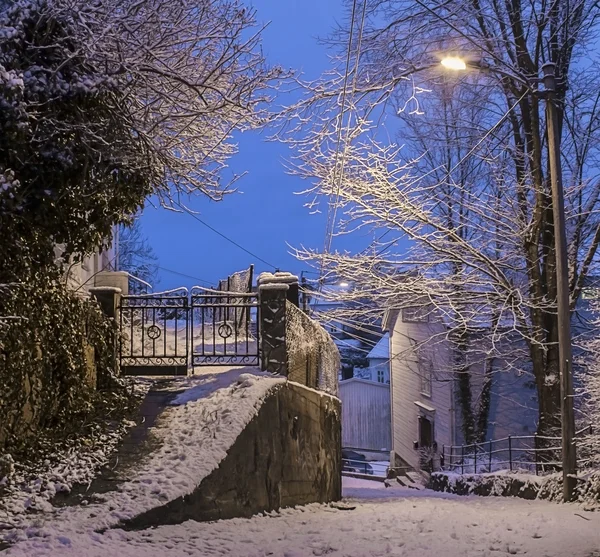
left=366, top=357, right=390, bottom=383
left=339, top=378, right=391, bottom=451
left=455, top=338, right=538, bottom=444
left=385, top=309, right=454, bottom=472
left=365, top=333, right=390, bottom=383
left=57, top=244, right=116, bottom=295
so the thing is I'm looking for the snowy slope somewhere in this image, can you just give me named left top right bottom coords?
left=2, top=367, right=284, bottom=544
left=5, top=477, right=600, bottom=556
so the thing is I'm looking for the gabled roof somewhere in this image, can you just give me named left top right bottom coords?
left=367, top=333, right=389, bottom=360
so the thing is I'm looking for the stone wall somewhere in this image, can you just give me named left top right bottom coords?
left=123, top=381, right=342, bottom=529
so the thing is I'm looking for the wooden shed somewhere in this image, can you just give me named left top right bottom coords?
left=339, top=378, right=391, bottom=452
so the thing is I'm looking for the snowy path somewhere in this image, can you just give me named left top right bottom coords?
left=5, top=478, right=599, bottom=556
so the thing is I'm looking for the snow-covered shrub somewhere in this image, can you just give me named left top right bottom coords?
left=431, top=470, right=600, bottom=508
left=577, top=303, right=600, bottom=467
left=0, top=280, right=117, bottom=450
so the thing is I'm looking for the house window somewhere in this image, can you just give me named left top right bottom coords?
left=377, top=369, right=384, bottom=383
left=402, top=306, right=429, bottom=323
left=420, top=360, right=433, bottom=397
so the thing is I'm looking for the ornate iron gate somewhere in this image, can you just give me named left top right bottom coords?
left=119, top=290, right=189, bottom=375
left=190, top=287, right=260, bottom=367
left=118, top=287, right=260, bottom=374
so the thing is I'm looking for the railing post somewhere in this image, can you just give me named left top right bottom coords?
left=508, top=436, right=513, bottom=471
left=474, top=446, right=477, bottom=474
left=461, top=445, right=464, bottom=475
left=534, top=433, right=539, bottom=476
left=441, top=445, right=445, bottom=470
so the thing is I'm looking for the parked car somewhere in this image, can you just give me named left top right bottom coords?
left=342, top=449, right=373, bottom=475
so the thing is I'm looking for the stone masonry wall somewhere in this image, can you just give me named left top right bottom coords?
left=123, top=381, right=342, bottom=529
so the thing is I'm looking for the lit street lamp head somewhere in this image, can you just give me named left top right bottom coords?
left=440, top=57, right=467, bottom=71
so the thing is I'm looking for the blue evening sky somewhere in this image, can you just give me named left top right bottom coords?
left=139, top=0, right=347, bottom=290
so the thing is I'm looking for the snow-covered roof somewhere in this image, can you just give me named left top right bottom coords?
left=367, top=333, right=389, bottom=360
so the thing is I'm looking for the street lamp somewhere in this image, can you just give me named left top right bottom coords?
left=440, top=57, right=467, bottom=71
left=440, top=57, right=577, bottom=502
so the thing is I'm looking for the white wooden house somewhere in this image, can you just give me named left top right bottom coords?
left=383, top=307, right=454, bottom=472
left=57, top=238, right=128, bottom=296
left=383, top=306, right=538, bottom=474
left=365, top=333, right=390, bottom=384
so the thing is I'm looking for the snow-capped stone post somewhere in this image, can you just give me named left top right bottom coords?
left=258, top=272, right=299, bottom=375
left=89, top=285, right=122, bottom=379
left=89, top=286, right=122, bottom=320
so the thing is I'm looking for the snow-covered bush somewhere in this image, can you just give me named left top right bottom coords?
left=0, top=280, right=117, bottom=450
left=431, top=470, right=600, bottom=508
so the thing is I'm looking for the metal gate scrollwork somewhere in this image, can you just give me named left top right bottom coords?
left=118, top=286, right=260, bottom=375
left=190, top=287, right=260, bottom=367
left=118, top=289, right=189, bottom=376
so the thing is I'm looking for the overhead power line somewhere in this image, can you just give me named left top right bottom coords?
left=172, top=200, right=279, bottom=271
left=320, top=0, right=366, bottom=283
left=156, top=266, right=214, bottom=286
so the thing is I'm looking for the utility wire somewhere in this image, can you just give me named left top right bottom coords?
left=156, top=266, right=215, bottom=287
left=172, top=200, right=279, bottom=271
left=319, top=0, right=362, bottom=286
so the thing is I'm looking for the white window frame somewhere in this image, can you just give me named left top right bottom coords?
left=420, top=359, right=433, bottom=398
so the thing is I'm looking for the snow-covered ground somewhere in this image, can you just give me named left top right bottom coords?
left=0, top=381, right=151, bottom=530
left=4, top=477, right=600, bottom=556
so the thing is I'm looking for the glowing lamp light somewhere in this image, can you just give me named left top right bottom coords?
left=339, top=282, right=349, bottom=287
left=441, top=57, right=467, bottom=71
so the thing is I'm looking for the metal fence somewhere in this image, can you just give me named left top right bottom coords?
left=285, top=301, right=340, bottom=396
left=441, top=425, right=593, bottom=475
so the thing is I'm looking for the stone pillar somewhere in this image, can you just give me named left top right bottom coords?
left=258, top=273, right=289, bottom=375
left=89, top=286, right=122, bottom=319
left=89, top=286, right=122, bottom=382
left=94, top=270, right=129, bottom=296
left=274, top=272, right=299, bottom=307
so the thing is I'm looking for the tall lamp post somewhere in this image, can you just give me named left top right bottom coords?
left=440, top=57, right=576, bottom=501
left=541, top=62, right=577, bottom=502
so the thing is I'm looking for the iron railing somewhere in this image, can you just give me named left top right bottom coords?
left=190, top=287, right=260, bottom=367
left=118, top=289, right=189, bottom=375
left=441, top=425, right=593, bottom=475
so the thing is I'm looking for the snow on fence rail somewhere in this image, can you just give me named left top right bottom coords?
left=441, top=425, right=593, bottom=475
left=285, top=301, right=340, bottom=396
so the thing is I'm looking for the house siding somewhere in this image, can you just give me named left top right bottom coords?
left=366, top=357, right=390, bottom=383
left=388, top=314, right=454, bottom=471
left=339, top=378, right=391, bottom=451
